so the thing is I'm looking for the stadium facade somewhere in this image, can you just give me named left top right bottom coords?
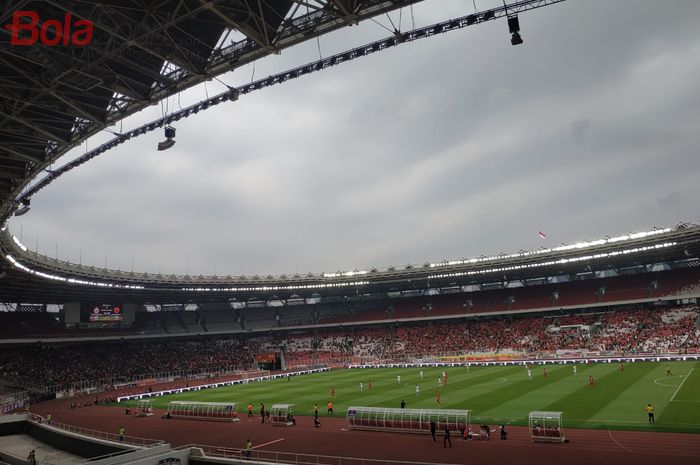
left=1, top=222, right=699, bottom=305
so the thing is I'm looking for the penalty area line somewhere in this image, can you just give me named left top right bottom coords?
left=252, top=438, right=286, bottom=450
left=671, top=368, right=694, bottom=402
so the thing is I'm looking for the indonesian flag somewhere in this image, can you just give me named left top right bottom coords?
left=538, top=231, right=547, bottom=239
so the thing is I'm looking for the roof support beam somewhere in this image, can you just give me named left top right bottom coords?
left=0, top=57, right=103, bottom=131
left=0, top=145, right=42, bottom=163
left=45, top=0, right=206, bottom=77
left=202, top=2, right=270, bottom=49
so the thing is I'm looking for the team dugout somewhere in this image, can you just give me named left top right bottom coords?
left=167, top=401, right=240, bottom=422
left=528, top=411, right=566, bottom=443
left=347, top=406, right=470, bottom=434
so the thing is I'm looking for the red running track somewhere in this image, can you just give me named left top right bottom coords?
left=30, top=403, right=700, bottom=465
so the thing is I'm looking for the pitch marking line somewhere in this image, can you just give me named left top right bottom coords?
left=252, top=438, right=286, bottom=450
left=473, top=377, right=507, bottom=387
left=653, top=376, right=682, bottom=388
left=670, top=368, right=694, bottom=402
left=571, top=419, right=649, bottom=424
left=569, top=418, right=700, bottom=426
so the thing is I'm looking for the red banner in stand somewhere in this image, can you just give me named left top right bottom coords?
left=254, top=353, right=277, bottom=363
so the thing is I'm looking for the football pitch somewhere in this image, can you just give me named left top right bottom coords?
left=123, top=361, right=700, bottom=433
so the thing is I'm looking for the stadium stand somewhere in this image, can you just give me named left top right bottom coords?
left=0, top=339, right=256, bottom=393
left=1, top=266, right=698, bottom=341
left=1, top=303, right=697, bottom=394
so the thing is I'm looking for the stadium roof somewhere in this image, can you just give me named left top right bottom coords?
left=0, top=0, right=432, bottom=224
left=1, top=223, right=699, bottom=304
left=3, top=1, right=694, bottom=306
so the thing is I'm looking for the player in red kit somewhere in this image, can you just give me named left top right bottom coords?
left=589, top=375, right=595, bottom=387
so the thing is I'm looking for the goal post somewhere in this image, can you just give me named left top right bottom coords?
left=167, top=401, right=240, bottom=422
left=136, top=399, right=154, bottom=417
left=238, top=369, right=270, bottom=382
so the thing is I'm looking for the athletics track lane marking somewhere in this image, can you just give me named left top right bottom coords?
left=252, top=438, right=286, bottom=449
left=607, top=429, right=632, bottom=453
left=670, top=368, right=694, bottom=402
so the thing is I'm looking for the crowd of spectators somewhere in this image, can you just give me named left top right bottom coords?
left=0, top=338, right=256, bottom=392
left=1, top=306, right=697, bottom=392
left=277, top=306, right=699, bottom=360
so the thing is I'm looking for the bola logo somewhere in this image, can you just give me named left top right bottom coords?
left=3, top=11, right=93, bottom=46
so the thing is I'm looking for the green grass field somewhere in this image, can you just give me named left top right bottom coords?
left=122, top=361, right=700, bottom=433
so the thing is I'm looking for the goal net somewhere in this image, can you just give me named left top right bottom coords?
left=238, top=369, right=270, bottom=381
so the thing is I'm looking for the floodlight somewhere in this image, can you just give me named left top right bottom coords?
left=510, top=31, right=523, bottom=46
left=14, top=198, right=31, bottom=216
left=508, top=16, right=523, bottom=46
left=158, top=139, right=175, bottom=150
left=508, top=16, right=520, bottom=33
left=157, top=126, right=176, bottom=151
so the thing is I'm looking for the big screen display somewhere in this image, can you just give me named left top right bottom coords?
left=82, top=304, right=124, bottom=322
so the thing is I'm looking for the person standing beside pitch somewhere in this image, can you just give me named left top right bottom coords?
left=244, top=439, right=252, bottom=458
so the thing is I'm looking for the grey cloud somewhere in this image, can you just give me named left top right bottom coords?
left=9, top=0, right=700, bottom=276
left=571, top=119, right=591, bottom=145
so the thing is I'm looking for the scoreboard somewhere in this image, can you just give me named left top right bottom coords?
left=64, top=302, right=135, bottom=328
left=84, top=304, right=123, bottom=322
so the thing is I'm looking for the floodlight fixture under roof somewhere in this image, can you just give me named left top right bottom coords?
left=508, top=15, right=523, bottom=45
left=157, top=126, right=176, bottom=151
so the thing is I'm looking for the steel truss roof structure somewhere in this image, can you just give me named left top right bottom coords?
left=0, top=0, right=567, bottom=224
left=13, top=0, right=568, bottom=204
left=3, top=0, right=647, bottom=307
left=2, top=0, right=439, bottom=220
left=1, top=223, right=699, bottom=304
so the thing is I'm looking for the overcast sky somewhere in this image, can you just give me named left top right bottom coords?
left=8, top=0, right=700, bottom=277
